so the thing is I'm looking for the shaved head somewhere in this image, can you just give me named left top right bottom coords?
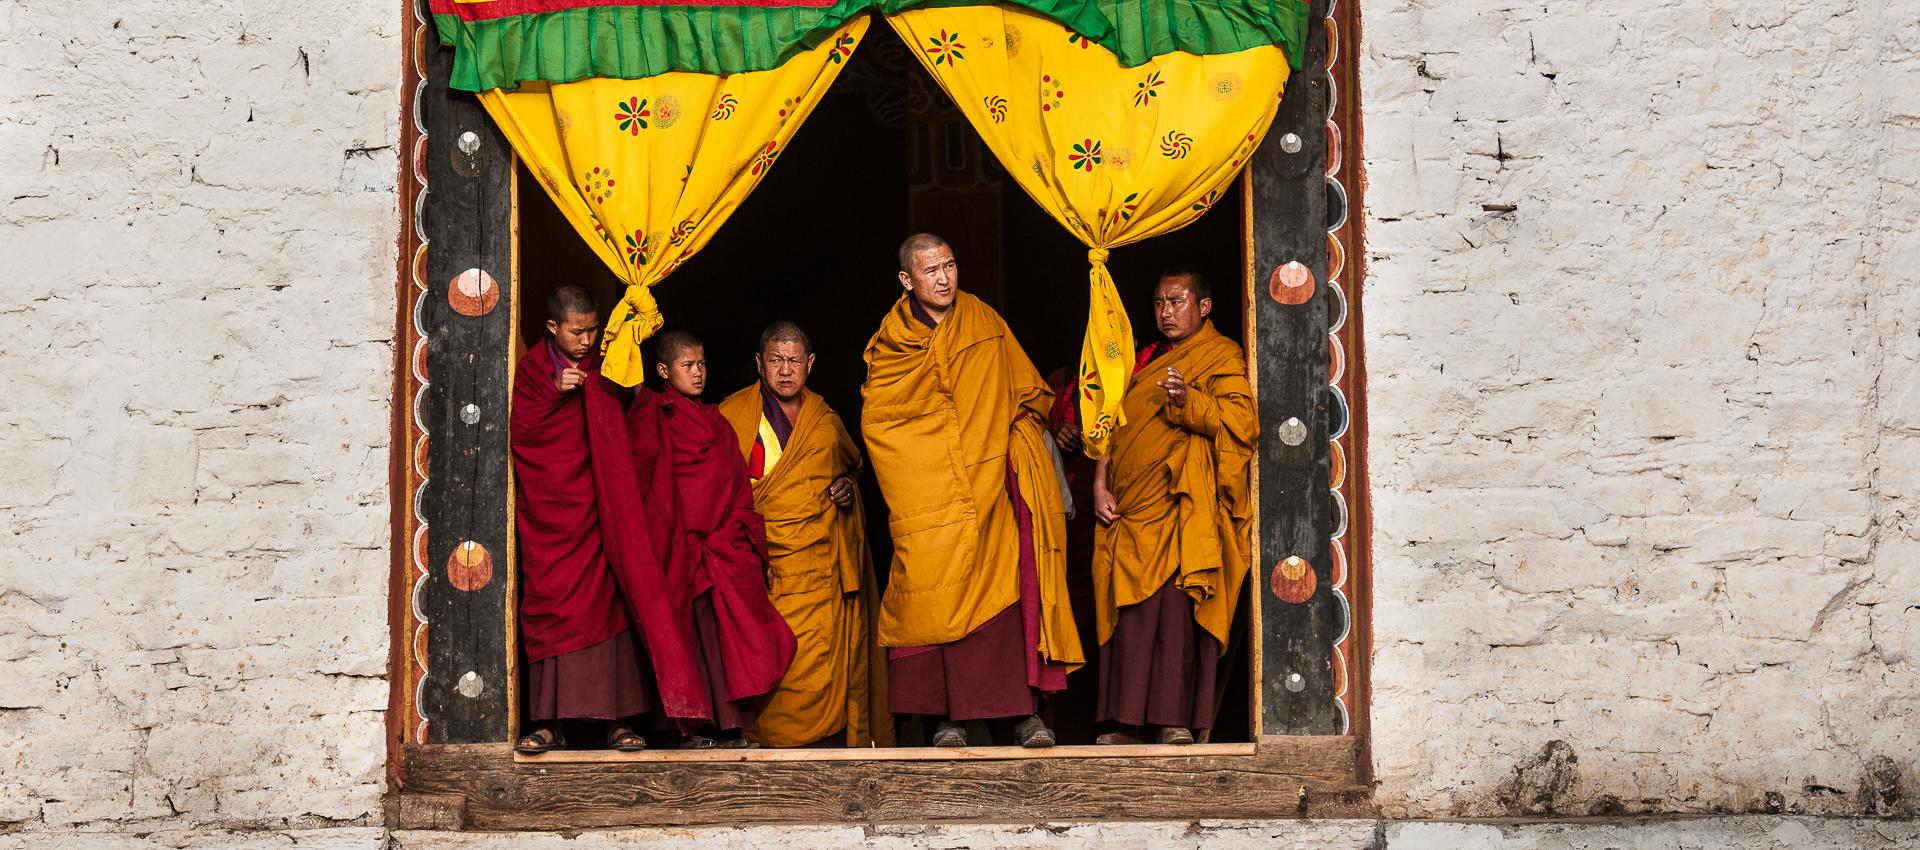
left=758, top=320, right=813, bottom=356
left=653, top=329, right=703, bottom=365
left=897, top=233, right=951, bottom=273
left=546, top=284, right=596, bottom=322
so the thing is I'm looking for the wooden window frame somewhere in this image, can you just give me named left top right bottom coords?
left=388, top=0, right=1371, bottom=829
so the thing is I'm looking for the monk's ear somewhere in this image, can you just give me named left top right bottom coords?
left=898, top=269, right=912, bottom=291
left=1199, top=297, right=1212, bottom=318
left=656, top=360, right=669, bottom=381
left=546, top=318, right=560, bottom=337
left=806, top=353, right=816, bottom=372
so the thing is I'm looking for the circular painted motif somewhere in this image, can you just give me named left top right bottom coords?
left=1325, top=177, right=1348, bottom=231
left=1271, top=555, right=1316, bottom=604
left=1329, top=538, right=1348, bottom=588
left=1326, top=232, right=1345, bottom=282
left=447, top=540, right=494, bottom=592
left=448, top=268, right=500, bottom=316
left=1326, top=281, right=1348, bottom=333
left=414, top=434, right=429, bottom=479
left=1269, top=261, right=1315, bottom=305
left=412, top=338, right=429, bottom=384
left=1329, top=438, right=1347, bottom=489
left=1329, top=335, right=1346, bottom=384
left=1325, top=119, right=1343, bottom=177
left=412, top=524, right=430, bottom=574
left=1328, top=385, right=1349, bottom=439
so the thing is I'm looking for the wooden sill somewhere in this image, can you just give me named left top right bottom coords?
left=516, top=742, right=1258, bottom=764
left=399, top=736, right=1370, bottom=830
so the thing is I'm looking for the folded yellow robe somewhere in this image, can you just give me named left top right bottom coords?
left=1094, top=322, right=1258, bottom=649
left=861, top=292, right=1084, bottom=672
left=719, top=386, right=892, bottom=747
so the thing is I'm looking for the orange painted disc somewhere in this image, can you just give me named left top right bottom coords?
left=447, top=541, right=494, bottom=592
left=1269, top=261, right=1315, bottom=306
left=1271, top=555, right=1317, bottom=604
left=414, top=434, right=429, bottom=479
left=448, top=268, right=501, bottom=317
left=1326, top=231, right=1345, bottom=283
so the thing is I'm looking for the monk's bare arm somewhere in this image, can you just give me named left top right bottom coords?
left=1092, top=455, right=1119, bottom=524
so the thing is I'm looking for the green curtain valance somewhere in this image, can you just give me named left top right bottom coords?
left=428, top=0, right=1308, bottom=91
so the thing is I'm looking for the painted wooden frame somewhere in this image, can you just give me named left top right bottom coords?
left=389, top=0, right=1371, bottom=826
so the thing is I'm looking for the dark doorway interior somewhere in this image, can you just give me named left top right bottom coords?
left=514, top=24, right=1250, bottom=746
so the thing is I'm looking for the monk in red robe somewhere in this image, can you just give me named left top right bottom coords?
left=632, top=329, right=797, bottom=748
left=509, top=285, right=656, bottom=753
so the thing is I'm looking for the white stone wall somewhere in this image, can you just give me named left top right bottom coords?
left=4, top=0, right=1918, bottom=840
left=1362, top=0, right=1920, bottom=818
left=0, top=0, right=398, bottom=833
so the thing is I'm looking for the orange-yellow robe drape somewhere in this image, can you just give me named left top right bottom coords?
left=1093, top=322, right=1258, bottom=649
left=861, top=292, right=1084, bottom=671
left=718, top=385, right=893, bottom=747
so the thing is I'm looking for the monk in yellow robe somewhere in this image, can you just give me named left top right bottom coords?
left=862, top=233, right=1083, bottom=748
left=1090, top=270, right=1257, bottom=745
left=719, top=321, right=892, bottom=748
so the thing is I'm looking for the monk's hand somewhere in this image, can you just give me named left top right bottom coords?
left=1055, top=420, right=1082, bottom=452
left=1156, top=366, right=1188, bottom=407
left=1093, top=483, right=1120, bottom=525
left=556, top=367, right=587, bottom=393
left=827, top=475, right=855, bottom=508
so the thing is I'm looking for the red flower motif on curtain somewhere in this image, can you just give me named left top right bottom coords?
left=1068, top=139, right=1103, bottom=172
left=1159, top=130, right=1193, bottom=159
left=1133, top=71, right=1164, bottom=107
left=711, top=94, right=739, bottom=121
left=748, top=141, right=780, bottom=176
left=829, top=32, right=857, bottom=64
left=615, top=98, right=650, bottom=134
left=983, top=95, right=1009, bottom=123
left=925, top=30, right=965, bottom=65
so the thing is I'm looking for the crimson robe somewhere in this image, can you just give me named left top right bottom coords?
left=509, top=340, right=628, bottom=663
left=632, top=387, right=797, bottom=704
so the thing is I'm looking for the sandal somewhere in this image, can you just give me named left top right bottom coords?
left=1014, top=715, right=1055, bottom=749
left=930, top=721, right=968, bottom=748
left=718, top=737, right=762, bottom=750
left=606, top=724, right=647, bottom=752
left=1156, top=725, right=1195, bottom=745
left=514, top=726, right=562, bottom=755
left=681, top=734, right=720, bottom=750
left=1095, top=729, right=1142, bottom=746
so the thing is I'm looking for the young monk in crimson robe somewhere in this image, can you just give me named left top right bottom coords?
left=718, top=321, right=891, bottom=748
left=631, top=329, right=797, bottom=748
left=862, top=234, right=1084, bottom=748
left=1090, top=270, right=1257, bottom=745
left=509, top=285, right=660, bottom=753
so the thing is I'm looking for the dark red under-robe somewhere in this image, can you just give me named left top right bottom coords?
left=631, top=387, right=797, bottom=728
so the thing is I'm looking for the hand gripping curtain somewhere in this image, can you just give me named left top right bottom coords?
left=887, top=6, right=1289, bottom=457
left=479, top=17, right=871, bottom=386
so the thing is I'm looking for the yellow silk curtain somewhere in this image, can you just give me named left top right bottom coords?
left=887, top=6, right=1289, bottom=457
left=480, top=18, right=871, bottom=385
